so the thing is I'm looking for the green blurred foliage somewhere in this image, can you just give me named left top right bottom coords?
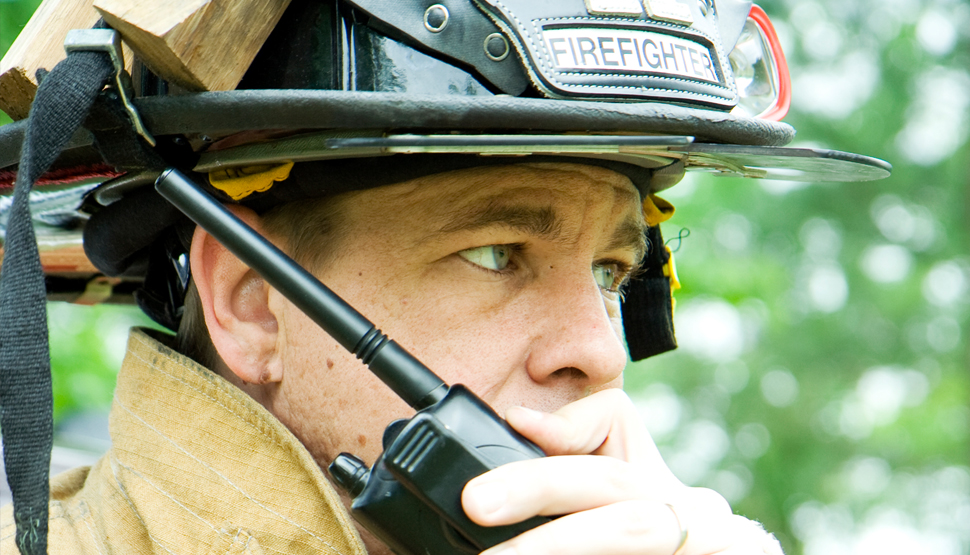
left=46, top=303, right=158, bottom=422
left=623, top=1, right=970, bottom=552
left=0, top=0, right=40, bottom=126
left=2, top=0, right=968, bottom=553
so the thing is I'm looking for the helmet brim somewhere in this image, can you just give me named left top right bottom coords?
left=1, top=89, right=797, bottom=176
left=0, top=88, right=889, bottom=309
left=0, top=89, right=891, bottom=191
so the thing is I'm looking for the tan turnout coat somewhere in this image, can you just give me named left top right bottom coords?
left=1, top=329, right=368, bottom=555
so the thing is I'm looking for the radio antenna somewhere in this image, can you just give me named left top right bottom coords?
left=155, top=168, right=448, bottom=410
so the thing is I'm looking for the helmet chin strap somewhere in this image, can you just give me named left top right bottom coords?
left=0, top=26, right=121, bottom=555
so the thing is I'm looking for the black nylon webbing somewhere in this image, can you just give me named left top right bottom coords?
left=0, top=51, right=113, bottom=555
left=623, top=225, right=677, bottom=361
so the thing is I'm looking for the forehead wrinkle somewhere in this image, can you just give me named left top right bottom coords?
left=381, top=162, right=644, bottom=253
left=609, top=218, right=649, bottom=265
left=602, top=180, right=647, bottom=264
left=437, top=198, right=563, bottom=240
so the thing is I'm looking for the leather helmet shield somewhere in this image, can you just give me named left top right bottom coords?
left=473, top=0, right=738, bottom=107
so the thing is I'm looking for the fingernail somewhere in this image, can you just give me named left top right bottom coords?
left=509, top=406, right=544, bottom=421
left=466, top=481, right=508, bottom=515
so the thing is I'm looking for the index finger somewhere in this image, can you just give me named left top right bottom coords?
left=506, top=389, right=677, bottom=472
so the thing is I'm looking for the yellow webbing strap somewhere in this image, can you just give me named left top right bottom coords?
left=644, top=194, right=681, bottom=300
left=643, top=193, right=675, bottom=227
left=664, top=245, right=681, bottom=292
left=209, top=162, right=294, bottom=200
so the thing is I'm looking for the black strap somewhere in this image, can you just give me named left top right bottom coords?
left=623, top=225, right=677, bottom=361
left=0, top=50, right=114, bottom=555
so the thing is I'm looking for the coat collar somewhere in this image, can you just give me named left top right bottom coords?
left=101, top=327, right=368, bottom=554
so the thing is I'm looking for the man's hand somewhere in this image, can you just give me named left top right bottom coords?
left=461, top=389, right=784, bottom=555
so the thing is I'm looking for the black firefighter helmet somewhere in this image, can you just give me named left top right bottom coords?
left=0, top=1, right=890, bottom=554
left=0, top=0, right=890, bottom=360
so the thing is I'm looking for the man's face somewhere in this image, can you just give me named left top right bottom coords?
left=262, top=162, right=646, bottom=469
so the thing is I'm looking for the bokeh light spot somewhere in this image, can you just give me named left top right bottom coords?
left=633, top=382, right=684, bottom=441
left=807, top=264, right=849, bottom=312
left=861, top=244, right=912, bottom=283
left=926, top=316, right=961, bottom=352
left=761, top=368, right=800, bottom=407
left=715, top=360, right=750, bottom=394
left=916, top=10, right=957, bottom=56
left=736, top=422, right=771, bottom=459
left=675, top=298, right=745, bottom=363
left=922, top=261, right=968, bottom=307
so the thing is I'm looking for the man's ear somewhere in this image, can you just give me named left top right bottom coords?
left=190, top=205, right=282, bottom=384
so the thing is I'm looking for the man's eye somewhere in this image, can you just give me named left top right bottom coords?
left=458, top=245, right=512, bottom=271
left=593, top=263, right=622, bottom=292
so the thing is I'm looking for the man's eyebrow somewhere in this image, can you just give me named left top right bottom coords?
left=437, top=200, right=562, bottom=239
left=436, top=198, right=647, bottom=265
left=608, top=218, right=649, bottom=267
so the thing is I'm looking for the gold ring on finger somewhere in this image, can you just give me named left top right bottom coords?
left=665, top=503, right=689, bottom=555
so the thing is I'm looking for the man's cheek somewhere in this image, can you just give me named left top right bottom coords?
left=393, top=288, right=527, bottom=349
left=604, top=297, right=624, bottom=332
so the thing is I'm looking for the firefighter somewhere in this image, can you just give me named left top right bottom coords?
left=0, top=1, right=889, bottom=554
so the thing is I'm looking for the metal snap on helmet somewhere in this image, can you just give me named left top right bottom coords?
left=0, top=0, right=891, bottom=362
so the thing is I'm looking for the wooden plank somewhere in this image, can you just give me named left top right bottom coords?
left=0, top=0, right=134, bottom=121
left=0, top=243, right=99, bottom=274
left=94, top=0, right=291, bottom=92
left=1, top=0, right=100, bottom=120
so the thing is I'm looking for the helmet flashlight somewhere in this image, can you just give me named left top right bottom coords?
left=729, top=5, right=792, bottom=121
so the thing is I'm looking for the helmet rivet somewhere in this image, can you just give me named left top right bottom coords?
left=483, top=32, right=510, bottom=61
left=424, top=5, right=450, bottom=33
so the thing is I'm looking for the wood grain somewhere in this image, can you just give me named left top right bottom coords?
left=94, top=0, right=291, bottom=92
left=0, top=0, right=98, bottom=120
left=0, top=0, right=121, bottom=120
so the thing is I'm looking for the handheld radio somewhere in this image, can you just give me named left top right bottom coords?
left=156, top=168, right=550, bottom=554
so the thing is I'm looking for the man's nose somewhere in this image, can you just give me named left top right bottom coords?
left=524, top=272, right=628, bottom=389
